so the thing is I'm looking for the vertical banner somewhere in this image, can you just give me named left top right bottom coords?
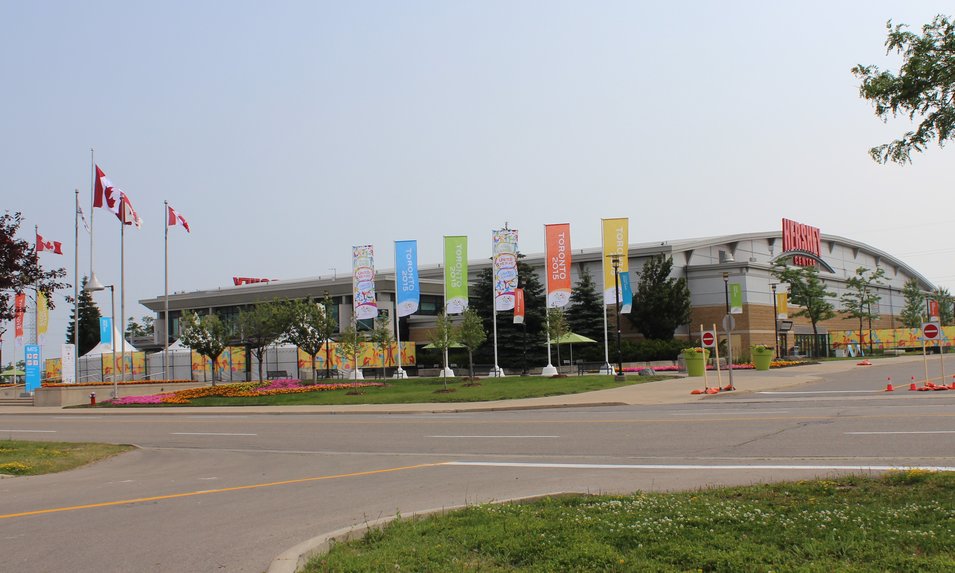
left=513, top=288, right=525, bottom=324
left=24, top=344, right=41, bottom=392
left=37, top=291, right=49, bottom=343
left=601, top=218, right=629, bottom=304
left=729, top=283, right=743, bottom=314
left=545, top=223, right=572, bottom=307
left=352, top=245, right=378, bottom=320
left=492, top=229, right=519, bottom=311
left=928, top=299, right=940, bottom=322
left=620, top=271, right=633, bottom=314
left=444, top=236, right=468, bottom=314
left=776, top=292, right=788, bottom=319
left=395, top=240, right=420, bottom=317
left=61, top=344, right=76, bottom=383
left=100, top=317, right=113, bottom=345
left=14, top=292, right=26, bottom=344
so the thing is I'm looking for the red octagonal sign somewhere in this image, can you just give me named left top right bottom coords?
left=701, top=331, right=716, bottom=347
left=922, top=322, right=940, bottom=340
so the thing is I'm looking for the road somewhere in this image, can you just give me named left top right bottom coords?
left=1, top=358, right=953, bottom=572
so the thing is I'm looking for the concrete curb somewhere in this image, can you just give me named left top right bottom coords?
left=266, top=492, right=581, bottom=573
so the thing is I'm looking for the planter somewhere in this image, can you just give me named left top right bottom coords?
left=752, top=347, right=774, bottom=371
left=682, top=349, right=709, bottom=377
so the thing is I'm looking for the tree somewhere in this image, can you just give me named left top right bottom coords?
left=900, top=278, right=926, bottom=328
left=546, top=307, right=570, bottom=368
left=840, top=266, right=886, bottom=354
left=772, top=264, right=836, bottom=356
left=626, top=255, right=691, bottom=340
left=852, top=16, right=955, bottom=164
left=931, top=287, right=954, bottom=325
left=179, top=312, right=227, bottom=385
left=565, top=267, right=604, bottom=343
left=428, top=311, right=456, bottom=390
left=0, top=211, right=69, bottom=322
left=370, top=315, right=394, bottom=380
left=456, top=308, right=487, bottom=381
left=64, top=276, right=102, bottom=356
left=238, top=301, right=289, bottom=381
left=125, top=315, right=154, bottom=339
left=337, top=323, right=363, bottom=380
left=283, top=298, right=332, bottom=382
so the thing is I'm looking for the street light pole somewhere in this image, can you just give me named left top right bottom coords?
left=85, top=280, right=117, bottom=399
left=770, top=283, right=779, bottom=357
left=722, top=272, right=735, bottom=391
left=609, top=255, right=625, bottom=381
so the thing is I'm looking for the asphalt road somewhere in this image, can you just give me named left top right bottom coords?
left=1, top=360, right=953, bottom=572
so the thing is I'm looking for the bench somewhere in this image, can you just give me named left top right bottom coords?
left=577, top=362, right=608, bottom=376
left=267, top=370, right=289, bottom=380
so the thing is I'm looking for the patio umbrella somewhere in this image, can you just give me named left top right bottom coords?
left=421, top=342, right=466, bottom=349
left=548, top=332, right=598, bottom=366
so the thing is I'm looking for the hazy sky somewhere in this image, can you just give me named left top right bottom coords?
left=3, top=1, right=953, bottom=358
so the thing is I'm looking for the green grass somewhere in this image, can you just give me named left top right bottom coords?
left=305, top=471, right=955, bottom=572
left=183, top=375, right=670, bottom=407
left=0, top=440, right=132, bottom=476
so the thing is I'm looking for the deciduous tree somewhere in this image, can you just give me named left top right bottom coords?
left=0, top=211, right=68, bottom=322
left=179, top=312, right=227, bottom=385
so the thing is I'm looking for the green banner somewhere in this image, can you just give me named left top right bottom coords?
left=729, top=283, right=743, bottom=314
left=444, top=236, right=468, bottom=314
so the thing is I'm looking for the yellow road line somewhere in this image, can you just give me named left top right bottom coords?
left=0, top=462, right=447, bottom=521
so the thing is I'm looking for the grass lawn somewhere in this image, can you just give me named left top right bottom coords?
left=180, top=374, right=670, bottom=407
left=0, top=440, right=132, bottom=476
left=306, top=471, right=955, bottom=572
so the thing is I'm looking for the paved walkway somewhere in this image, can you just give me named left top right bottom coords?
left=0, top=356, right=924, bottom=416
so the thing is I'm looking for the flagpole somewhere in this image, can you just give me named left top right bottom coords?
left=164, top=201, right=169, bottom=382
left=120, top=216, right=126, bottom=386
left=491, top=235, right=500, bottom=375
left=601, top=221, right=612, bottom=375
left=541, top=224, right=558, bottom=376
left=392, top=243, right=405, bottom=379
left=89, top=149, right=95, bottom=281
left=441, top=238, right=451, bottom=378
left=34, top=225, right=40, bottom=347
left=74, top=190, right=80, bottom=382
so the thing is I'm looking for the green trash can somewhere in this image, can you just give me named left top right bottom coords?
left=752, top=346, right=774, bottom=371
left=683, top=348, right=709, bottom=377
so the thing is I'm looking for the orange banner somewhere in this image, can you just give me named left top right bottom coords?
left=545, top=223, right=572, bottom=307
left=514, top=288, right=525, bottom=324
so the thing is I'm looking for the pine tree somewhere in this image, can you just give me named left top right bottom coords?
left=565, top=267, right=604, bottom=342
left=64, top=276, right=102, bottom=356
left=627, top=255, right=692, bottom=340
left=899, top=278, right=925, bottom=328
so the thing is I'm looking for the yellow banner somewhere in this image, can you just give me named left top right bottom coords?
left=45, top=358, right=61, bottom=381
left=101, top=352, right=147, bottom=379
left=37, top=292, right=49, bottom=337
left=601, top=218, right=629, bottom=304
left=191, top=347, right=247, bottom=378
left=831, top=327, right=954, bottom=349
left=776, top=292, right=788, bottom=319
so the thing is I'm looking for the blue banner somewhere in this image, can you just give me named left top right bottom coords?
left=620, top=271, right=633, bottom=314
left=100, top=317, right=112, bottom=344
left=395, top=240, right=420, bottom=317
left=25, top=344, right=41, bottom=392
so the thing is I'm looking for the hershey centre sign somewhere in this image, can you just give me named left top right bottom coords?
left=782, top=218, right=821, bottom=267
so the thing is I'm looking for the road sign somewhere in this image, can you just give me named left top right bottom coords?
left=722, top=314, right=736, bottom=332
left=701, top=330, right=717, bottom=348
left=922, top=322, right=940, bottom=341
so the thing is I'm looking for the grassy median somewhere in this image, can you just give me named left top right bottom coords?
left=305, top=471, right=955, bottom=572
left=0, top=440, right=132, bottom=476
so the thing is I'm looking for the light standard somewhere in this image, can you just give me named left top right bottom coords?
left=608, top=254, right=625, bottom=381
left=770, top=283, right=779, bottom=357
left=85, top=279, right=117, bottom=400
left=722, top=272, right=735, bottom=391
left=323, top=290, right=333, bottom=380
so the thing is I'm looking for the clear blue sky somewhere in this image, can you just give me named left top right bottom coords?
left=2, top=1, right=952, bottom=358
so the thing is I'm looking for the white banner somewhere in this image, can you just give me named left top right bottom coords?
left=61, top=344, right=76, bottom=383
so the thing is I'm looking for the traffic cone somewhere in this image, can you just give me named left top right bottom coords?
left=857, top=359, right=872, bottom=366
left=690, top=389, right=704, bottom=395
left=706, top=387, right=719, bottom=394
left=885, top=377, right=894, bottom=392
left=910, top=377, right=918, bottom=391
left=722, top=385, right=735, bottom=392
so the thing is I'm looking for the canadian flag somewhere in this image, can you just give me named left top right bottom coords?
left=36, top=233, right=64, bottom=255
left=94, top=164, right=141, bottom=228
left=167, top=205, right=190, bottom=232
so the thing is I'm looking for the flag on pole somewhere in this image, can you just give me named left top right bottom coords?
left=94, top=164, right=141, bottom=228
left=545, top=223, right=572, bottom=307
left=77, top=204, right=91, bottom=233
left=620, top=271, right=633, bottom=314
left=394, top=240, right=419, bottom=317
left=443, top=236, right=468, bottom=314
left=492, top=229, right=519, bottom=311
left=167, top=205, right=190, bottom=232
left=14, top=293, right=26, bottom=342
left=36, top=233, right=64, bottom=255
left=352, top=245, right=378, bottom=320
left=120, top=194, right=142, bottom=228
left=37, top=292, right=49, bottom=341
left=601, top=218, right=629, bottom=304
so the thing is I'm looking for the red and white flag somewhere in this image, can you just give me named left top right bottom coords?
left=36, top=233, right=63, bottom=255
left=167, top=205, right=190, bottom=232
left=94, top=164, right=141, bottom=228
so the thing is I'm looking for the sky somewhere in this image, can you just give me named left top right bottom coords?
left=2, top=1, right=953, bottom=361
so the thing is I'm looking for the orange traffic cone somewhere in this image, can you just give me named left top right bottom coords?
left=690, top=389, right=704, bottom=395
left=885, top=377, right=894, bottom=392
left=722, top=385, right=735, bottom=392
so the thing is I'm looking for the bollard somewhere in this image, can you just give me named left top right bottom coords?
left=89, top=392, right=96, bottom=406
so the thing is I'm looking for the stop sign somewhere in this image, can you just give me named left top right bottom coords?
left=701, top=330, right=717, bottom=347
left=922, top=322, right=940, bottom=340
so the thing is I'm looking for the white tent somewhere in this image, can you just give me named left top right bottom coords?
left=81, top=328, right=139, bottom=357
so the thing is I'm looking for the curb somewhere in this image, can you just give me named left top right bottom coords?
left=266, top=491, right=582, bottom=573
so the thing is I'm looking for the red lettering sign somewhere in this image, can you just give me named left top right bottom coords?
left=232, top=277, right=276, bottom=286
left=782, top=218, right=821, bottom=267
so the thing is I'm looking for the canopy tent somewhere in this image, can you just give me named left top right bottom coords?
left=548, top=332, right=598, bottom=366
left=1, top=368, right=25, bottom=377
left=81, top=328, right=139, bottom=357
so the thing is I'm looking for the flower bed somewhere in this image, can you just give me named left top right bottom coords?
left=624, top=360, right=809, bottom=373
left=107, top=378, right=385, bottom=406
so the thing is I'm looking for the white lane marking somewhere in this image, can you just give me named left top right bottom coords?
left=447, top=461, right=955, bottom=471
left=186, top=416, right=249, bottom=419
left=52, top=416, right=102, bottom=420
left=429, top=435, right=560, bottom=439
left=846, top=430, right=955, bottom=435
left=669, top=410, right=789, bottom=415
left=170, top=432, right=257, bottom=436
left=759, top=390, right=880, bottom=394
left=198, top=477, right=219, bottom=481
left=0, top=429, right=56, bottom=433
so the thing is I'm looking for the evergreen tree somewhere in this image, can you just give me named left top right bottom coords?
left=626, top=255, right=692, bottom=340
left=932, top=287, right=954, bottom=325
left=565, top=267, right=604, bottom=342
left=64, top=276, right=102, bottom=356
left=900, top=278, right=925, bottom=328
left=469, top=254, right=546, bottom=369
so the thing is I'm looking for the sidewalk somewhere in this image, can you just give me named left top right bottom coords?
left=0, top=357, right=921, bottom=416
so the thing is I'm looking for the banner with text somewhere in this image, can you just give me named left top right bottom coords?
left=37, top=292, right=49, bottom=343
left=513, top=288, right=525, bottom=324
left=601, top=218, right=629, bottom=305
left=61, top=344, right=75, bottom=383
left=620, top=271, right=633, bottom=314
left=493, top=229, right=519, bottom=311
left=352, top=245, right=378, bottom=321
left=395, top=240, right=420, bottom=317
left=444, top=236, right=468, bottom=314
left=14, top=293, right=26, bottom=342
left=545, top=223, right=572, bottom=307
left=730, top=283, right=743, bottom=314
